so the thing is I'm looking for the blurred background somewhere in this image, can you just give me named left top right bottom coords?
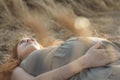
left=0, top=0, right=120, bottom=64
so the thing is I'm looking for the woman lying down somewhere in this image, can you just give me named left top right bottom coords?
left=0, top=37, right=120, bottom=80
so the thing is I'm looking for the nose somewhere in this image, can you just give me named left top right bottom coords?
left=27, top=39, right=30, bottom=42
left=27, top=38, right=33, bottom=43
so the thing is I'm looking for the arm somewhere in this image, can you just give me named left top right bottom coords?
left=12, top=56, right=86, bottom=80
left=12, top=43, right=120, bottom=80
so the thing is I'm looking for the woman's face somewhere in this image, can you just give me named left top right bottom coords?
left=17, top=38, right=40, bottom=60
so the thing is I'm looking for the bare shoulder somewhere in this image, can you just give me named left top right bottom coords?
left=12, top=67, right=34, bottom=80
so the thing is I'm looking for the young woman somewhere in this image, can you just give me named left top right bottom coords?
left=0, top=37, right=120, bottom=80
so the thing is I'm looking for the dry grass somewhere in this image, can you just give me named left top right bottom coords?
left=0, top=0, right=120, bottom=64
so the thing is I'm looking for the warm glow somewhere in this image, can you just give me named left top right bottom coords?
left=74, top=17, right=90, bottom=29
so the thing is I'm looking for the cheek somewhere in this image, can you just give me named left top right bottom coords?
left=17, top=46, right=35, bottom=57
left=17, top=46, right=25, bottom=58
left=17, top=44, right=28, bottom=58
left=26, top=45, right=38, bottom=52
left=17, top=43, right=39, bottom=59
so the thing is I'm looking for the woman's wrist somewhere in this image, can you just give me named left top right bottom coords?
left=68, top=56, right=89, bottom=74
left=77, top=55, right=91, bottom=69
left=79, top=56, right=90, bottom=68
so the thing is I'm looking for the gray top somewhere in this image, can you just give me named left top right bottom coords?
left=20, top=37, right=120, bottom=80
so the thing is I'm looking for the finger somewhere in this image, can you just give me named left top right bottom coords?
left=117, top=53, right=120, bottom=60
left=91, top=42, right=102, bottom=49
left=97, top=49, right=107, bottom=55
left=105, top=50, right=120, bottom=62
left=111, top=51, right=120, bottom=60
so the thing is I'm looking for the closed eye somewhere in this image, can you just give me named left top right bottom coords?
left=18, top=38, right=36, bottom=46
left=31, top=38, right=35, bottom=41
left=19, top=40, right=26, bottom=45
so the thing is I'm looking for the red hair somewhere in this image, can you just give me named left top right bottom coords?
left=0, top=42, right=21, bottom=80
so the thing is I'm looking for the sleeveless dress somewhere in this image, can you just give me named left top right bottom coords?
left=20, top=37, right=120, bottom=80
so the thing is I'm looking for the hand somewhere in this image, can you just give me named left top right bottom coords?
left=82, top=42, right=120, bottom=68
